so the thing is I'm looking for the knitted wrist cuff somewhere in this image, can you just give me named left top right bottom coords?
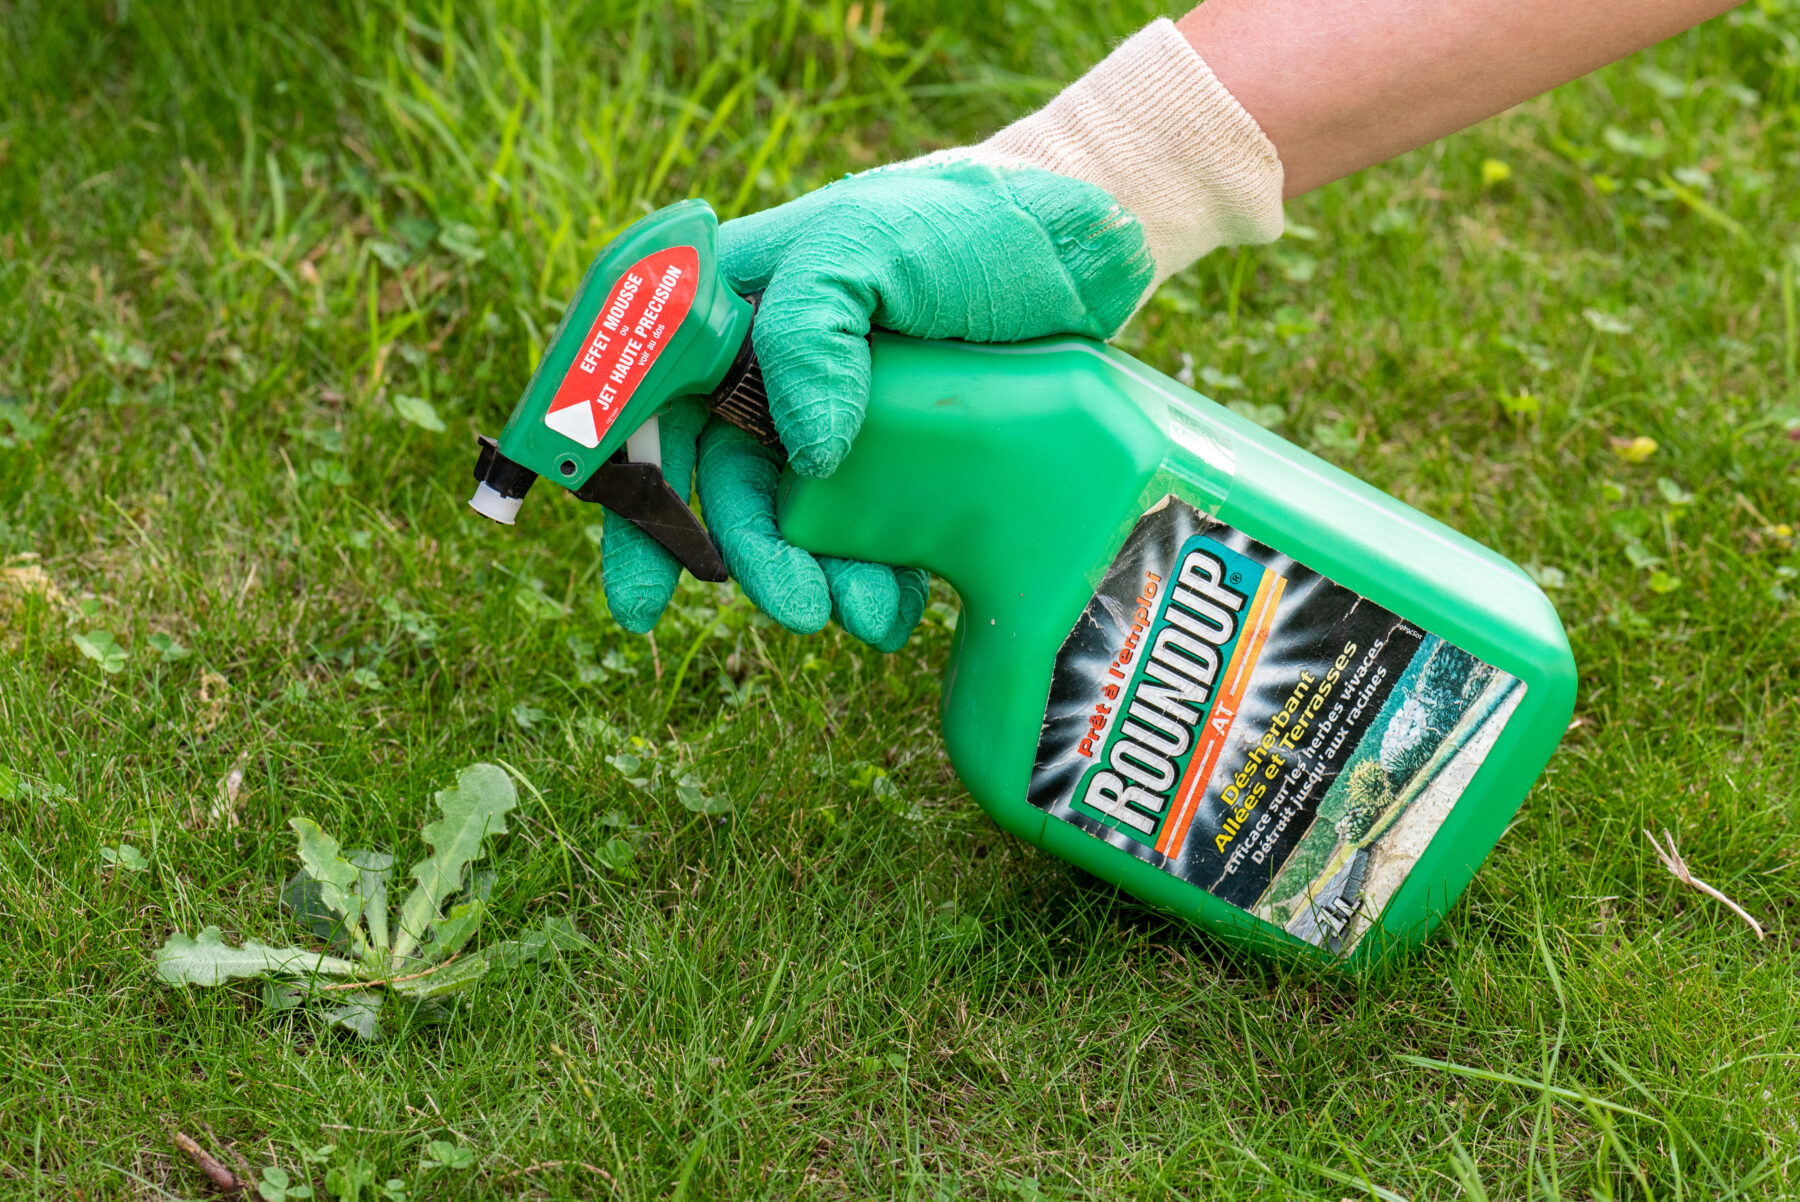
left=964, top=18, right=1285, bottom=288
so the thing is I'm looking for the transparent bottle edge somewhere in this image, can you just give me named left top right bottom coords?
left=1084, top=361, right=1237, bottom=592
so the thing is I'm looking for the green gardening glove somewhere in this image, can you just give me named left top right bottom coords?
left=600, top=397, right=931, bottom=651
left=716, top=159, right=1155, bottom=478
left=603, top=161, right=1152, bottom=647
left=598, top=400, right=931, bottom=652
left=608, top=19, right=1286, bottom=647
left=678, top=158, right=1155, bottom=644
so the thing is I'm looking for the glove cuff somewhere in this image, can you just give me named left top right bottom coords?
left=960, top=18, right=1285, bottom=289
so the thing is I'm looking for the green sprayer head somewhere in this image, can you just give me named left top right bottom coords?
left=469, top=199, right=778, bottom=580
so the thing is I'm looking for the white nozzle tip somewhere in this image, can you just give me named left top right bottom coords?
left=625, top=414, right=663, bottom=468
left=469, top=482, right=523, bottom=525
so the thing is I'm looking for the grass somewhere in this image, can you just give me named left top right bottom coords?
left=2, top=0, right=1799, bottom=1197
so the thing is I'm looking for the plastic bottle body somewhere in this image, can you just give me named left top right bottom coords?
left=777, top=333, right=1575, bottom=967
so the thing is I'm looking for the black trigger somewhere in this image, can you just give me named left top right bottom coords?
left=573, top=452, right=728, bottom=583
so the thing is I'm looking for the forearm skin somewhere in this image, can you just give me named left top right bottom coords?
left=1178, top=0, right=1743, bottom=198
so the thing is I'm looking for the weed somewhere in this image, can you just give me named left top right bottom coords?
left=155, top=764, right=588, bottom=1040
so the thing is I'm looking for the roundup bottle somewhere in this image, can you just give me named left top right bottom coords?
left=470, top=200, right=1577, bottom=968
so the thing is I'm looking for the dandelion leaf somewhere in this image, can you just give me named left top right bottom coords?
left=262, top=980, right=308, bottom=1010
left=390, top=954, right=491, bottom=999
left=427, top=897, right=487, bottom=961
left=391, top=764, right=516, bottom=960
left=289, top=817, right=365, bottom=934
left=281, top=872, right=350, bottom=949
left=155, top=926, right=357, bottom=986
left=347, top=849, right=394, bottom=954
left=488, top=915, right=592, bottom=968
left=422, top=867, right=494, bottom=959
left=323, top=990, right=384, bottom=1040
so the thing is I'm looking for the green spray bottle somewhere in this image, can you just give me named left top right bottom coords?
left=470, top=199, right=1577, bottom=968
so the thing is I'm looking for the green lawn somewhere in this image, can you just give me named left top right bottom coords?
left=4, top=1, right=1799, bottom=1198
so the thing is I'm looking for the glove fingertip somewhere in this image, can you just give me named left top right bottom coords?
left=608, top=593, right=669, bottom=635
left=825, top=561, right=900, bottom=647
left=736, top=541, right=832, bottom=635
left=873, top=569, right=931, bottom=653
left=603, top=517, right=681, bottom=633
left=762, top=575, right=832, bottom=635
left=786, top=433, right=854, bottom=479
left=754, top=283, right=871, bottom=480
left=784, top=590, right=833, bottom=636
left=604, top=565, right=679, bottom=633
left=604, top=560, right=680, bottom=633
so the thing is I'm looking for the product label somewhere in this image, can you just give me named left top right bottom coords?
left=1029, top=496, right=1526, bottom=955
left=544, top=245, right=699, bottom=448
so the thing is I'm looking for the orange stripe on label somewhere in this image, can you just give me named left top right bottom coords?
left=1153, top=571, right=1288, bottom=859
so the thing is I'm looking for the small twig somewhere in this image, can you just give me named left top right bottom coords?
left=1146, top=942, right=1189, bottom=967
left=198, top=1119, right=255, bottom=1188
left=502, top=1160, right=616, bottom=1184
left=1644, top=828, right=1765, bottom=941
left=315, top=952, right=462, bottom=992
left=172, top=1131, right=246, bottom=1196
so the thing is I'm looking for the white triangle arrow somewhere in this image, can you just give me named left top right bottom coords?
left=544, top=400, right=599, bottom=448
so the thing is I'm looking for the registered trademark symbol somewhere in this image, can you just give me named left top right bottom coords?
left=1230, top=572, right=1243, bottom=585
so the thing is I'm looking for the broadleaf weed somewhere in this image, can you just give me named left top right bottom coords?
left=154, top=763, right=588, bottom=1040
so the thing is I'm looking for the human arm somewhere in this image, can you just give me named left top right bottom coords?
left=605, top=1, right=1741, bottom=644
left=1177, top=0, right=1742, bottom=198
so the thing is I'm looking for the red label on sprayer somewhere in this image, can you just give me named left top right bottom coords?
left=543, top=245, right=699, bottom=448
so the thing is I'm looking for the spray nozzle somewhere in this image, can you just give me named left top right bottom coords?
left=468, top=426, right=729, bottom=581
left=469, top=436, right=537, bottom=525
left=467, top=198, right=780, bottom=581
